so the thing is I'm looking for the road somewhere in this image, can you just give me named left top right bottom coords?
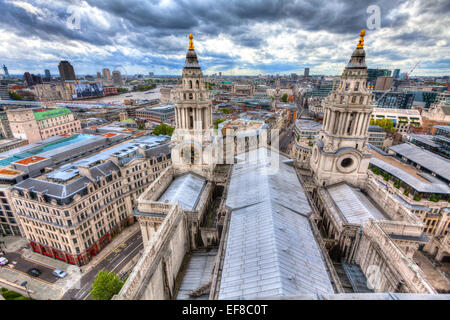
left=62, top=230, right=143, bottom=300
left=279, top=123, right=294, bottom=153
left=3, top=250, right=57, bottom=283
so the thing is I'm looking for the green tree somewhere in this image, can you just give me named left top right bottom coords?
left=281, top=93, right=288, bottom=103
left=8, top=91, right=22, bottom=100
left=152, top=123, right=174, bottom=136
left=220, top=108, right=230, bottom=114
left=215, top=118, right=225, bottom=129
left=371, top=118, right=395, bottom=134
left=138, top=123, right=145, bottom=130
left=90, top=270, right=124, bottom=300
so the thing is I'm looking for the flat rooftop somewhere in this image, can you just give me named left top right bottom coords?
left=0, top=134, right=101, bottom=167
left=157, top=173, right=206, bottom=211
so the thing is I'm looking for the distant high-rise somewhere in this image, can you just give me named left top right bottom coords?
left=393, top=69, right=400, bottom=79
left=97, top=72, right=102, bottom=79
left=367, top=68, right=391, bottom=85
left=112, top=70, right=123, bottom=86
left=0, top=83, right=9, bottom=100
left=24, top=72, right=33, bottom=86
left=304, top=67, right=310, bottom=77
left=2, top=65, right=9, bottom=77
left=58, top=60, right=76, bottom=82
left=102, top=68, right=112, bottom=83
left=44, top=69, right=51, bottom=82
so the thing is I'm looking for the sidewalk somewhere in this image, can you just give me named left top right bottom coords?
left=0, top=266, right=63, bottom=300
left=82, top=223, right=140, bottom=274
left=21, top=223, right=141, bottom=274
left=1, top=236, right=27, bottom=253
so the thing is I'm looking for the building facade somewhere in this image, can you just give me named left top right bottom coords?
left=58, top=61, right=76, bottom=82
left=7, top=108, right=81, bottom=143
left=11, top=138, right=171, bottom=265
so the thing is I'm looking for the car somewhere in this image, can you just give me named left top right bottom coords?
left=0, top=257, right=8, bottom=266
left=52, top=269, right=67, bottom=278
left=27, top=268, right=41, bottom=277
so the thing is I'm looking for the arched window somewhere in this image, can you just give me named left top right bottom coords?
left=189, top=80, right=192, bottom=89
left=196, top=80, right=199, bottom=88
left=351, top=96, right=356, bottom=103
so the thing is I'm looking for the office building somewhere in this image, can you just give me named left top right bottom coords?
left=373, top=91, right=415, bottom=109
left=367, top=68, right=391, bottom=85
left=393, top=69, right=400, bottom=79
left=102, top=68, right=112, bottom=84
left=0, top=84, right=9, bottom=100
left=44, top=69, right=51, bottom=82
left=11, top=135, right=171, bottom=265
left=375, top=76, right=393, bottom=91
left=112, top=70, right=123, bottom=86
left=304, top=67, right=310, bottom=77
left=58, top=61, right=76, bottom=82
left=2, top=65, right=9, bottom=78
left=7, top=107, right=81, bottom=143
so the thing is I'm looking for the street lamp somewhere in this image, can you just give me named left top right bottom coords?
left=20, top=281, right=31, bottom=299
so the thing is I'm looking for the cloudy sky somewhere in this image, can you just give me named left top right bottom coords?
left=1, top=0, right=449, bottom=77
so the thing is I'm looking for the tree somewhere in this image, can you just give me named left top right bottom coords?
left=220, top=108, right=230, bottom=114
left=214, top=118, right=225, bottom=129
left=370, top=118, right=395, bottom=134
left=281, top=93, right=288, bottom=103
left=152, top=123, right=174, bottom=136
left=138, top=123, right=145, bottom=130
left=90, top=270, right=124, bottom=300
left=8, top=91, right=22, bottom=100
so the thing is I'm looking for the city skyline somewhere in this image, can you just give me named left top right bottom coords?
left=0, top=0, right=449, bottom=77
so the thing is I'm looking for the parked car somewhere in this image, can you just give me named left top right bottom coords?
left=0, top=257, right=8, bottom=266
left=52, top=269, right=67, bottom=278
left=27, top=268, right=41, bottom=277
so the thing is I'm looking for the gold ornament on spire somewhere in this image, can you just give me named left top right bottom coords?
left=357, top=29, right=365, bottom=48
left=188, top=33, right=194, bottom=50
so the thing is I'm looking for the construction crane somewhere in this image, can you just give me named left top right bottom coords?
left=405, top=61, right=421, bottom=80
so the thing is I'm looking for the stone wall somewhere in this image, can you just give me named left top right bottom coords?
left=114, top=204, right=189, bottom=300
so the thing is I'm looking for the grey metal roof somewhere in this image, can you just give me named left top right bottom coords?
left=370, top=157, right=450, bottom=194
left=326, top=183, right=390, bottom=225
left=219, top=148, right=333, bottom=299
left=157, top=173, right=206, bottom=211
left=14, top=176, right=91, bottom=199
left=389, top=143, right=450, bottom=182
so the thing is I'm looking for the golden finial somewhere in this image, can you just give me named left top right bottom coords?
left=357, top=29, right=365, bottom=49
left=188, top=33, right=194, bottom=50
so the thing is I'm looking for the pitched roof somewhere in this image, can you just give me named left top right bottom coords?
left=219, top=148, right=333, bottom=299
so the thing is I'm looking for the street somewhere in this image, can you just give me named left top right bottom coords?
left=61, top=230, right=143, bottom=300
left=279, top=123, right=294, bottom=153
left=3, top=251, right=57, bottom=283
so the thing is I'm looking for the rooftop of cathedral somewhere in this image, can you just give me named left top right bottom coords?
left=217, top=147, right=334, bottom=299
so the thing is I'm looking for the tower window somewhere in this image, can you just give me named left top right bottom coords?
left=189, top=80, right=192, bottom=89
left=351, top=96, right=356, bottom=103
left=189, top=93, right=193, bottom=99
left=341, top=158, right=353, bottom=168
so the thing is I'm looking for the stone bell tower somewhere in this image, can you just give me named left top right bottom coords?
left=310, top=30, right=375, bottom=188
left=171, top=33, right=215, bottom=179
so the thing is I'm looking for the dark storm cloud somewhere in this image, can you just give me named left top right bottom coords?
left=1, top=0, right=449, bottom=75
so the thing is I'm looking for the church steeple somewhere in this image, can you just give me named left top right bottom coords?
left=171, top=33, right=215, bottom=178
left=310, top=30, right=375, bottom=188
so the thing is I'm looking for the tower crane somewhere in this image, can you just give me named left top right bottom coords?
left=405, top=61, right=421, bottom=80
